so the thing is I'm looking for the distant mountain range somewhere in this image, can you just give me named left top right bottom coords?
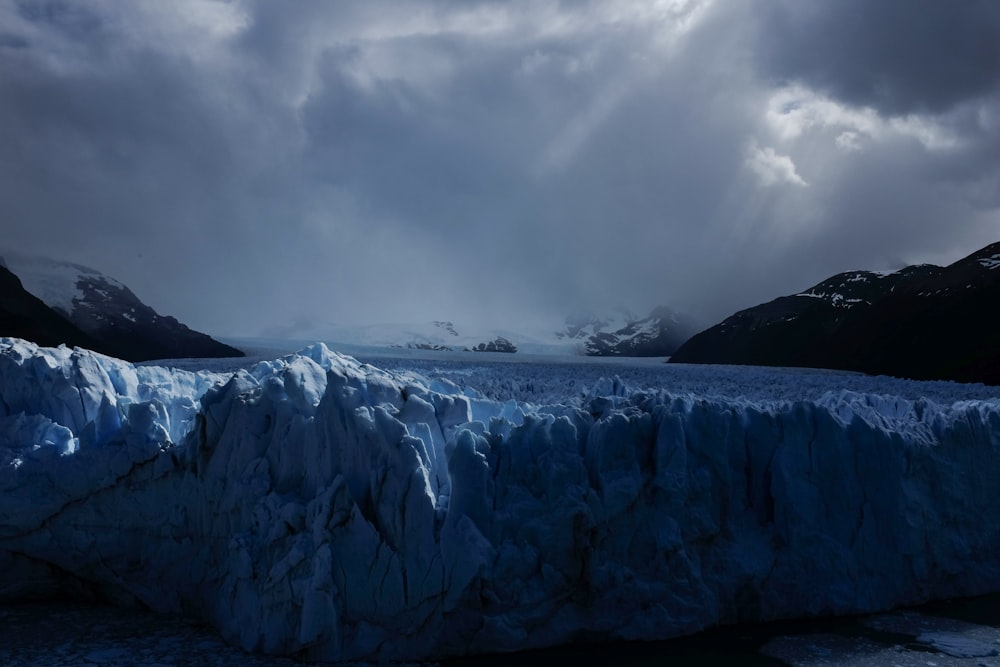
left=556, top=306, right=696, bottom=356
left=277, top=320, right=528, bottom=354
left=286, top=306, right=696, bottom=357
left=671, top=241, right=1000, bottom=385
left=0, top=252, right=243, bottom=362
left=12, top=238, right=1000, bottom=381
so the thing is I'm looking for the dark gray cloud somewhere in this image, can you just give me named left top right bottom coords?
left=752, top=0, right=1000, bottom=115
left=1, top=0, right=998, bottom=338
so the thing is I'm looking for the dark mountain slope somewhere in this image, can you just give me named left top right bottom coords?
left=671, top=266, right=940, bottom=368
left=0, top=265, right=100, bottom=350
left=826, top=243, right=1000, bottom=383
left=64, top=269, right=244, bottom=362
left=671, top=241, right=1000, bottom=384
left=1, top=253, right=243, bottom=362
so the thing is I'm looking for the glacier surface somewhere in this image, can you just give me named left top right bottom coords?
left=1, top=337, right=1000, bottom=662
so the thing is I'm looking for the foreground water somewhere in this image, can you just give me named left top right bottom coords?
left=1, top=596, right=998, bottom=666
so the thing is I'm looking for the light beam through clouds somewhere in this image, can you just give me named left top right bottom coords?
left=745, top=141, right=808, bottom=187
left=1, top=0, right=997, bottom=336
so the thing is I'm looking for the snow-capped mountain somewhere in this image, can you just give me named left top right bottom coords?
left=0, top=251, right=243, bottom=362
left=583, top=306, right=696, bottom=357
left=671, top=241, right=1000, bottom=384
left=671, top=265, right=939, bottom=368
left=0, top=264, right=99, bottom=351
left=287, top=319, right=533, bottom=353
left=793, top=264, right=941, bottom=309
left=283, top=306, right=694, bottom=357
left=557, top=306, right=697, bottom=356
left=556, top=307, right=639, bottom=341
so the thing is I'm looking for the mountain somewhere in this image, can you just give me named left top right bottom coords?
left=556, top=308, right=637, bottom=342
left=0, top=252, right=243, bottom=362
left=671, top=241, right=1000, bottom=384
left=558, top=306, right=696, bottom=356
left=0, top=264, right=101, bottom=351
left=669, top=266, right=941, bottom=369
left=278, top=306, right=695, bottom=357
left=469, top=336, right=517, bottom=353
left=286, top=320, right=532, bottom=353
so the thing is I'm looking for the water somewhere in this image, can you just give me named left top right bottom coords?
left=2, top=595, right=999, bottom=666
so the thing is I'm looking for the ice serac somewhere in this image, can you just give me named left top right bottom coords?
left=1, top=338, right=1000, bottom=662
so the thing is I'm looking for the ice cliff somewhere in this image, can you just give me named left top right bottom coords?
left=1, top=337, right=999, bottom=662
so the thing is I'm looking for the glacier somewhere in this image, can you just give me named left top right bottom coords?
left=1, top=337, right=1000, bottom=663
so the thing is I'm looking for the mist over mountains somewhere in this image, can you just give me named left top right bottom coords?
left=7, top=238, right=1000, bottom=386
left=263, top=305, right=698, bottom=357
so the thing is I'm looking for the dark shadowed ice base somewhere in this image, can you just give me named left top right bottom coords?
left=2, top=596, right=999, bottom=666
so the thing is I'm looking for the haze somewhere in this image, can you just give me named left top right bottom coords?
left=2, top=0, right=998, bottom=337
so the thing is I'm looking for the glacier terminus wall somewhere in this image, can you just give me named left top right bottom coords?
left=1, top=337, right=999, bottom=662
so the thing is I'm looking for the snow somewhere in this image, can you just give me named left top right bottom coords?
left=978, top=254, right=1000, bottom=270
left=0, top=251, right=126, bottom=316
left=802, top=290, right=844, bottom=302
left=797, top=291, right=866, bottom=307
left=265, top=306, right=685, bottom=357
left=2, top=337, right=1000, bottom=662
left=273, top=319, right=585, bottom=355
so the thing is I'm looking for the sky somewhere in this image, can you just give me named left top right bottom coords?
left=1, top=0, right=998, bottom=338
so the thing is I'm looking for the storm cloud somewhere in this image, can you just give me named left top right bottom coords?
left=1, top=0, right=997, bottom=336
left=752, top=0, right=1000, bottom=115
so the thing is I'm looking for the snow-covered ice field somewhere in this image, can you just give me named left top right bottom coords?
left=173, top=339, right=1000, bottom=405
left=3, top=337, right=1000, bottom=664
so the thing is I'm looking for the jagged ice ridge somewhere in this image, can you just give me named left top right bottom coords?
left=1, top=337, right=999, bottom=662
